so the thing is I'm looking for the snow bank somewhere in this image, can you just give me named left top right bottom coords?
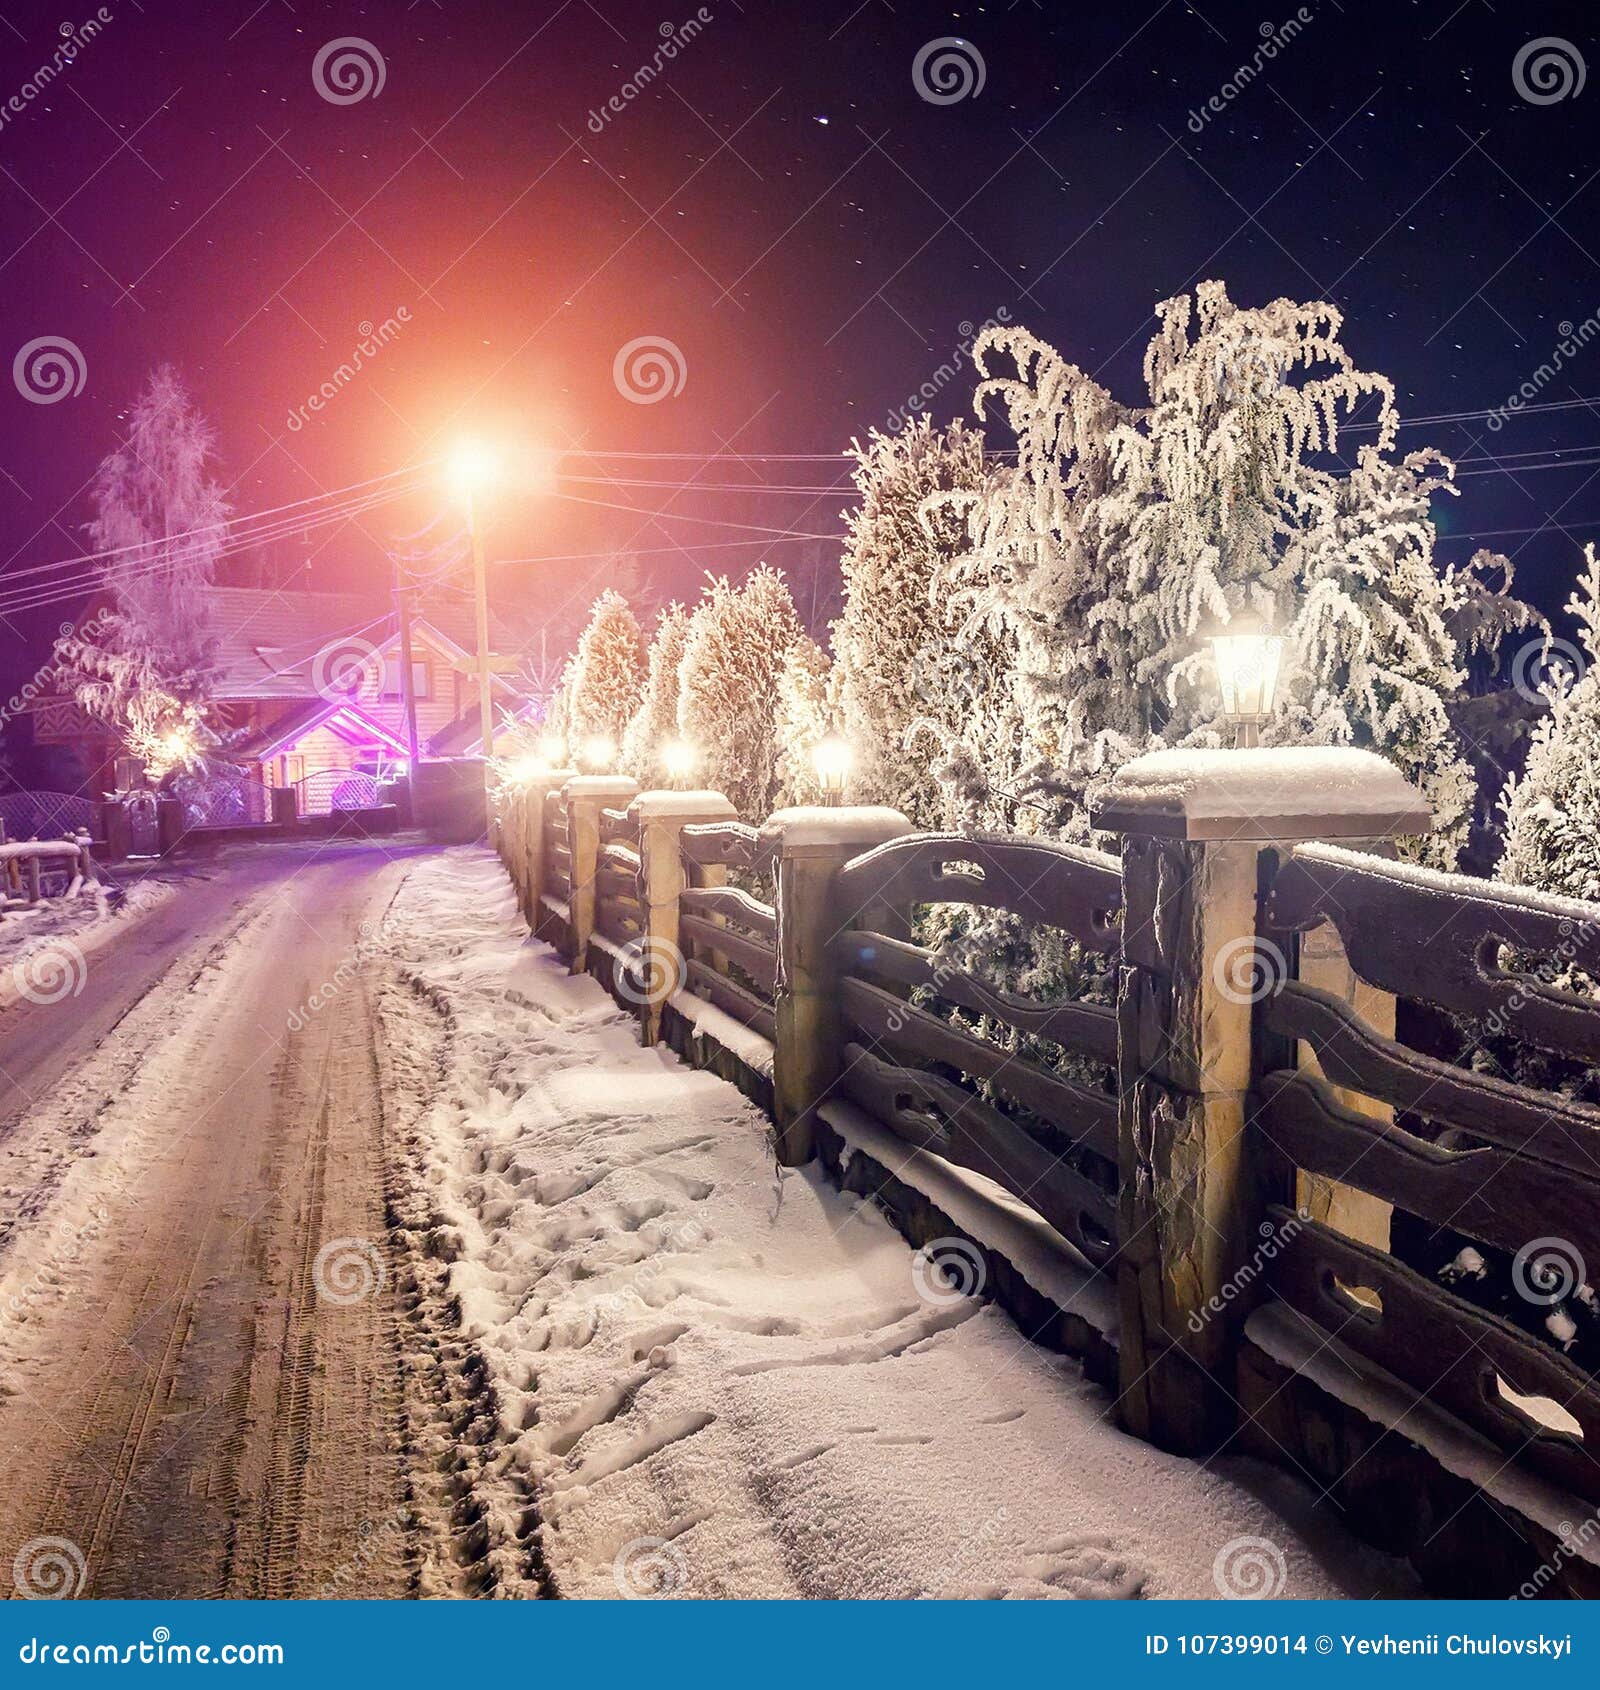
left=376, top=848, right=1409, bottom=1600
left=0, top=877, right=175, bottom=1009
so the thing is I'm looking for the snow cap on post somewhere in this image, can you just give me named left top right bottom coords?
left=1091, top=747, right=1432, bottom=845
left=761, top=804, right=913, bottom=857
left=562, top=774, right=640, bottom=801
left=628, top=789, right=738, bottom=821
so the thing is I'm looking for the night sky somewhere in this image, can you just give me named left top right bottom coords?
left=2, top=0, right=1598, bottom=693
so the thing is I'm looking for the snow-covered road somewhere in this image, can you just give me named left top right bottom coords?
left=375, top=849, right=1415, bottom=1600
left=0, top=839, right=448, bottom=1599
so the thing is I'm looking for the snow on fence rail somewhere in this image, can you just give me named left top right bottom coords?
left=0, top=833, right=96, bottom=910
left=490, top=754, right=1600, bottom=1595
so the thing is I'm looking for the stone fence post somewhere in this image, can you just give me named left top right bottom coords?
left=565, top=775, right=639, bottom=973
left=762, top=805, right=912, bottom=1167
left=508, top=770, right=574, bottom=931
left=629, top=789, right=738, bottom=1046
left=1092, top=747, right=1430, bottom=1456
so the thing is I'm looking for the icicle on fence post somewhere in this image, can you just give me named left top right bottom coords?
left=630, top=789, right=738, bottom=1047
left=1092, top=747, right=1431, bottom=1457
left=763, top=806, right=912, bottom=1166
left=564, top=776, right=639, bottom=974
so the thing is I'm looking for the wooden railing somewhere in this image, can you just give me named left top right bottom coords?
left=1253, top=842, right=1600, bottom=1503
left=493, top=757, right=1600, bottom=1593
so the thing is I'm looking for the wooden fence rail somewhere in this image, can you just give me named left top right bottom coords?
left=493, top=750, right=1600, bottom=1596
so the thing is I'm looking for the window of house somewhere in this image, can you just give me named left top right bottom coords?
left=382, top=658, right=432, bottom=701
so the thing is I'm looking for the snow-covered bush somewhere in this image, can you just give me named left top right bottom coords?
left=565, top=589, right=646, bottom=754
left=677, top=566, right=802, bottom=819
left=621, top=603, right=690, bottom=784
left=772, top=634, right=837, bottom=807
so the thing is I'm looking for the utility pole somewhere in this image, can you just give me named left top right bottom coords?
left=466, top=486, right=496, bottom=759
left=392, top=552, right=422, bottom=770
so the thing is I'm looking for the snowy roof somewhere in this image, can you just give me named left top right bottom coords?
left=1091, top=747, right=1432, bottom=843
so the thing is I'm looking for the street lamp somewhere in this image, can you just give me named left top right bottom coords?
left=1209, top=608, right=1283, bottom=750
left=450, top=441, right=500, bottom=760
left=662, top=739, right=698, bottom=788
left=536, top=733, right=567, bottom=767
left=811, top=734, right=852, bottom=806
left=582, top=734, right=617, bottom=771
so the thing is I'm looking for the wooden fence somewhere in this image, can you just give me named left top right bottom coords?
left=493, top=753, right=1600, bottom=1596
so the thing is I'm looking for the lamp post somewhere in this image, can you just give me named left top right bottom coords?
left=1209, top=608, right=1283, bottom=749
left=451, top=443, right=499, bottom=759
left=810, top=734, right=852, bottom=806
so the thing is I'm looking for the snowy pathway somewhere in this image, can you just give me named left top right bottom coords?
left=377, top=849, right=1413, bottom=1600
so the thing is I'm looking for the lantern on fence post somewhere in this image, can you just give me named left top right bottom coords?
left=810, top=734, right=852, bottom=807
left=662, top=739, right=698, bottom=790
left=580, top=734, right=617, bottom=773
left=1208, top=608, right=1283, bottom=750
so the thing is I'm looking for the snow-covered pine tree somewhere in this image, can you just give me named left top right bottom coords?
left=677, top=566, right=802, bottom=819
left=773, top=633, right=837, bottom=806
left=933, top=283, right=1531, bottom=863
left=833, top=418, right=991, bottom=826
left=621, top=602, right=691, bottom=784
left=1499, top=545, right=1600, bottom=903
left=565, top=589, right=646, bottom=754
left=53, top=366, right=228, bottom=774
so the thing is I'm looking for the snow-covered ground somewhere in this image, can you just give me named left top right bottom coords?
left=375, top=848, right=1413, bottom=1600
left=0, top=875, right=174, bottom=1007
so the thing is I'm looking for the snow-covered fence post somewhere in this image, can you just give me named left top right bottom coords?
left=565, top=775, right=639, bottom=974
left=1093, top=748, right=1430, bottom=1456
left=762, top=805, right=913, bottom=1166
left=629, top=788, right=738, bottom=1046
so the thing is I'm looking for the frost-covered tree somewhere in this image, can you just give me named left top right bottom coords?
left=565, top=589, right=646, bottom=752
left=53, top=366, right=228, bottom=775
left=833, top=418, right=990, bottom=825
left=677, top=566, right=802, bottom=819
left=621, top=602, right=690, bottom=784
left=1499, top=546, right=1600, bottom=902
left=773, top=633, right=838, bottom=806
left=928, top=283, right=1531, bottom=863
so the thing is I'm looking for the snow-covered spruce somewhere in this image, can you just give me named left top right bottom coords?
left=621, top=602, right=691, bottom=785
left=563, top=589, right=647, bottom=754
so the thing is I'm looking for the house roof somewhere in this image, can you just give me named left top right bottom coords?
left=204, top=586, right=530, bottom=701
